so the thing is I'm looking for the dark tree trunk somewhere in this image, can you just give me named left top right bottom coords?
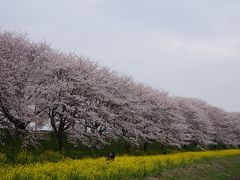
left=124, top=141, right=131, bottom=151
left=0, top=102, right=29, bottom=140
left=57, top=133, right=64, bottom=153
left=143, top=142, right=148, bottom=152
left=49, top=109, right=66, bottom=153
left=0, top=102, right=28, bottom=131
left=56, top=117, right=65, bottom=153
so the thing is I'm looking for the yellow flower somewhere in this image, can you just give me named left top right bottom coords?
left=1, top=149, right=240, bottom=179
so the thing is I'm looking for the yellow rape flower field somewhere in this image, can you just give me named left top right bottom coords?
left=1, top=149, right=240, bottom=180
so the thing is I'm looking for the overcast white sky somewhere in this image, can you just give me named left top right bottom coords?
left=1, top=0, right=240, bottom=112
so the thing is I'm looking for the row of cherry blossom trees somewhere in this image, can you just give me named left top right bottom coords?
left=1, top=31, right=239, bottom=152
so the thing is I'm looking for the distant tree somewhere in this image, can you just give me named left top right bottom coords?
left=175, top=97, right=215, bottom=148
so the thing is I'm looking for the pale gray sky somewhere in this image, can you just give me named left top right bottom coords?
left=1, top=0, right=240, bottom=112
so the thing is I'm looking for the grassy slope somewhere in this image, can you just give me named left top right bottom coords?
left=148, top=155, right=240, bottom=180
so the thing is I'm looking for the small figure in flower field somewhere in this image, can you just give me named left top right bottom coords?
left=105, top=152, right=115, bottom=163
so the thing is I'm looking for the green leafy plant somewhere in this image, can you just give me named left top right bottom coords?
left=40, top=150, right=64, bottom=162
left=15, top=150, right=33, bottom=164
left=0, top=153, right=6, bottom=165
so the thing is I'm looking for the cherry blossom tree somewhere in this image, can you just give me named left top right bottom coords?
left=0, top=31, right=46, bottom=147
left=1, top=30, right=240, bottom=152
left=174, top=97, right=215, bottom=148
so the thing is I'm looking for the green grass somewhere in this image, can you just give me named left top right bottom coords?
left=148, top=155, right=240, bottom=180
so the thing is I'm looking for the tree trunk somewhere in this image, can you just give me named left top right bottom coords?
left=143, top=142, right=148, bottom=152
left=57, top=133, right=64, bottom=153
left=0, top=102, right=28, bottom=132
left=124, top=141, right=131, bottom=151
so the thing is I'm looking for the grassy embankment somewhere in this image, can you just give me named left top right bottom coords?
left=148, top=154, right=240, bottom=180
left=0, top=149, right=240, bottom=179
